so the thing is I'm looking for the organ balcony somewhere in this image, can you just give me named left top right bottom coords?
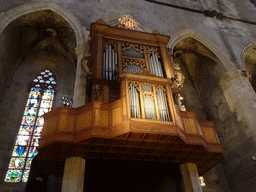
left=38, top=22, right=224, bottom=175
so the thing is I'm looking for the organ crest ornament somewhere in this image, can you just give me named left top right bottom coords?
left=118, top=15, right=139, bottom=30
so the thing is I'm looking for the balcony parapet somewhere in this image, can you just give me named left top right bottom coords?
left=39, top=99, right=224, bottom=175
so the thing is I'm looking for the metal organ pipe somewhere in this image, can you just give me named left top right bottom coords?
left=115, top=52, right=118, bottom=80
left=108, top=45, right=112, bottom=80
left=112, top=48, right=115, bottom=80
left=152, top=52, right=159, bottom=76
left=106, top=46, right=109, bottom=80
left=103, top=52, right=106, bottom=79
left=162, top=89, right=170, bottom=121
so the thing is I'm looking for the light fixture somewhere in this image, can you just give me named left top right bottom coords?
left=61, top=95, right=72, bottom=107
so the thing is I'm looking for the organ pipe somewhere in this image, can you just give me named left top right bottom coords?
left=103, top=45, right=118, bottom=81
left=129, top=83, right=141, bottom=118
left=157, top=88, right=170, bottom=121
left=149, top=51, right=164, bottom=78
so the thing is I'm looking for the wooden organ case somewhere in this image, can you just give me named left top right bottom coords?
left=39, top=22, right=224, bottom=176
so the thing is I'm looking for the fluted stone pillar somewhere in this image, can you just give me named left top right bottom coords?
left=61, top=157, right=86, bottom=192
left=180, top=163, right=203, bottom=192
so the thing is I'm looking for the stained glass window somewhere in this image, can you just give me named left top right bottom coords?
left=5, top=69, right=56, bottom=183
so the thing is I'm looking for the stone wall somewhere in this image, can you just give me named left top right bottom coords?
left=0, top=0, right=256, bottom=191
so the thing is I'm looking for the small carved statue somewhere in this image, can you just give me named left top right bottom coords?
left=92, top=84, right=102, bottom=100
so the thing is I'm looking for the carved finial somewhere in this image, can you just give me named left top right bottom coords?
left=118, top=15, right=139, bottom=30
left=152, top=29, right=160, bottom=34
left=95, top=18, right=107, bottom=25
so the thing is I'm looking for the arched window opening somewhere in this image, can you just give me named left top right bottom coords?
left=5, top=69, right=56, bottom=183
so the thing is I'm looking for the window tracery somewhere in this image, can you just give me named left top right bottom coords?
left=5, top=69, right=55, bottom=182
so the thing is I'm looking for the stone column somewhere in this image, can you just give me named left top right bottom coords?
left=180, top=163, right=203, bottom=192
left=61, top=157, right=86, bottom=192
left=73, top=47, right=87, bottom=108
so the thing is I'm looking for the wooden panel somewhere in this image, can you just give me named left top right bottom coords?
left=43, top=116, right=57, bottom=135
left=59, top=114, right=74, bottom=131
left=77, top=111, right=92, bottom=130
left=95, top=110, right=109, bottom=126
left=183, top=118, right=198, bottom=134
left=176, top=112, right=184, bottom=131
left=112, top=107, right=122, bottom=125
left=203, top=127, right=217, bottom=143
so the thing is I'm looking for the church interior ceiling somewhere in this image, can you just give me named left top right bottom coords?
left=9, top=10, right=76, bottom=67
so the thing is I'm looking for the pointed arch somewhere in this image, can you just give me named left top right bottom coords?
left=241, top=42, right=256, bottom=68
left=168, top=29, right=235, bottom=72
left=0, top=2, right=85, bottom=48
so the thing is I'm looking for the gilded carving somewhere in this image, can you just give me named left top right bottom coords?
left=136, top=69, right=156, bottom=77
left=128, top=81, right=139, bottom=91
left=118, top=15, right=139, bottom=30
left=122, top=58, right=146, bottom=68
left=80, top=49, right=92, bottom=76
left=147, top=47, right=161, bottom=58
left=121, top=43, right=144, bottom=54
left=92, top=84, right=102, bottom=100
left=103, top=39, right=118, bottom=51
left=170, top=62, right=185, bottom=89
left=143, top=94, right=154, bottom=100
left=156, top=85, right=166, bottom=93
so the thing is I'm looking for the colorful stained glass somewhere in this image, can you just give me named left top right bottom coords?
left=36, top=117, right=44, bottom=126
left=28, top=147, right=38, bottom=158
left=8, top=158, right=25, bottom=169
left=24, top=107, right=37, bottom=116
left=22, top=116, right=35, bottom=125
left=38, top=108, right=51, bottom=116
left=33, top=126, right=43, bottom=137
left=25, top=158, right=32, bottom=169
left=5, top=170, right=22, bottom=182
left=5, top=69, right=55, bottom=183
left=22, top=170, right=30, bottom=182
left=18, top=125, right=33, bottom=135
left=15, top=135, right=30, bottom=146
left=42, top=89, right=54, bottom=100
left=26, top=99, right=39, bottom=109
left=29, top=88, right=41, bottom=98
left=12, top=146, right=28, bottom=157
left=31, top=137, right=40, bottom=147
left=40, top=100, right=52, bottom=108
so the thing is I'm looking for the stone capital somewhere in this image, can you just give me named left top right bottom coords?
left=75, top=47, right=89, bottom=56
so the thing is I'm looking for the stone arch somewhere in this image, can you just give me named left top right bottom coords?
left=241, top=42, right=256, bottom=68
left=0, top=2, right=85, bottom=48
left=168, top=29, right=235, bottom=72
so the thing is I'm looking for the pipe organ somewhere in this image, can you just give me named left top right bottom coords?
left=39, top=21, right=224, bottom=180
